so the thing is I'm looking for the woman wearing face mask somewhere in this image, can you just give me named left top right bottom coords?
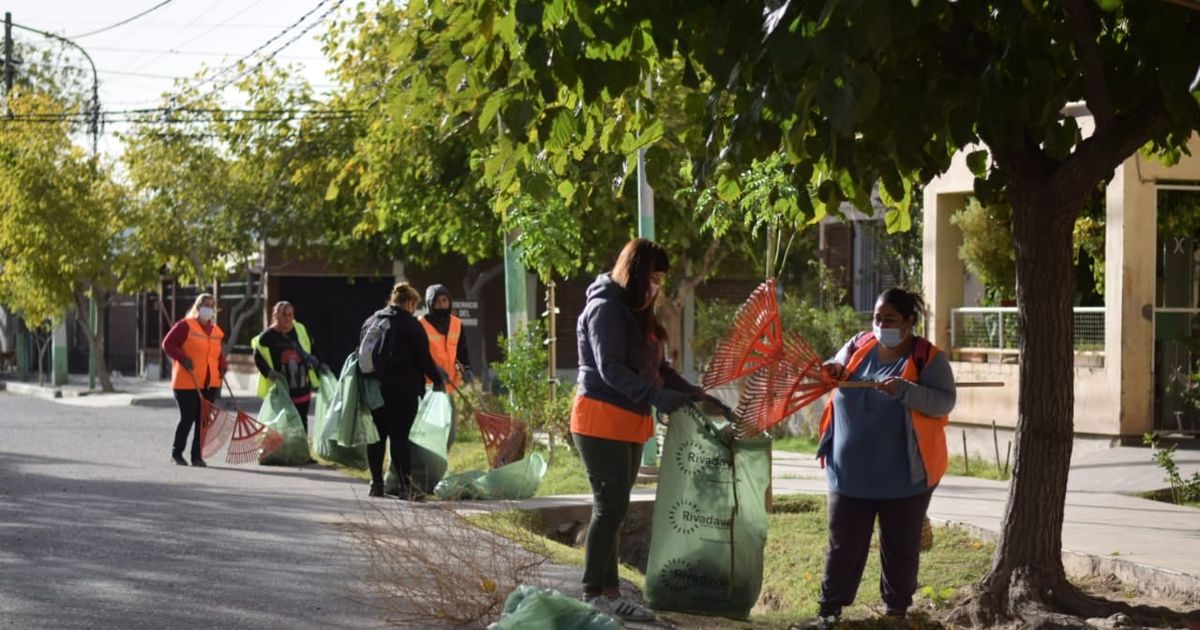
left=161, top=293, right=228, bottom=467
left=810, top=287, right=956, bottom=629
left=571, top=238, right=717, bottom=622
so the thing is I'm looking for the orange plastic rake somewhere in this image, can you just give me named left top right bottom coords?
left=475, top=411, right=527, bottom=469
left=702, top=278, right=786, bottom=390
left=734, top=333, right=834, bottom=438
left=219, top=376, right=283, bottom=465
left=199, top=398, right=236, bottom=460
left=225, top=410, right=283, bottom=465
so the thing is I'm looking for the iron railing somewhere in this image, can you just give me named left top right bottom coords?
left=950, top=307, right=1105, bottom=353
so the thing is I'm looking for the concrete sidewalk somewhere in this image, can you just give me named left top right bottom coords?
left=0, top=373, right=257, bottom=409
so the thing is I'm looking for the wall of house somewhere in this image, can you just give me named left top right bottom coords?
left=949, top=361, right=1117, bottom=435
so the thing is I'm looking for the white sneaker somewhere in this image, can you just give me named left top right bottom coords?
left=587, top=595, right=656, bottom=621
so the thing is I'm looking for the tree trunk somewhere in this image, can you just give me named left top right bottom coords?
left=957, top=183, right=1168, bottom=627
left=75, top=289, right=115, bottom=393
left=225, top=266, right=262, bottom=354
left=462, top=262, right=503, bottom=390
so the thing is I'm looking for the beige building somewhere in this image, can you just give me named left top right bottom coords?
left=923, top=118, right=1200, bottom=451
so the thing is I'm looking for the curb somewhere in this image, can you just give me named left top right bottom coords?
left=932, top=517, right=1200, bottom=602
left=1, top=380, right=64, bottom=399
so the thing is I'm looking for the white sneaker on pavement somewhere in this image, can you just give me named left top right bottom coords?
left=586, top=595, right=656, bottom=622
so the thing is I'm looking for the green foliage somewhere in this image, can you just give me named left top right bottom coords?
left=778, top=293, right=867, bottom=359
left=1142, top=433, right=1200, bottom=505
left=692, top=292, right=863, bottom=373
left=492, top=321, right=575, bottom=448
left=951, top=198, right=1016, bottom=304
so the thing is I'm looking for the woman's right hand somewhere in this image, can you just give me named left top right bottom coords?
left=821, top=362, right=846, bottom=381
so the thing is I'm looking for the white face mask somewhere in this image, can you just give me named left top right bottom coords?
left=197, top=306, right=215, bottom=322
left=873, top=323, right=905, bottom=348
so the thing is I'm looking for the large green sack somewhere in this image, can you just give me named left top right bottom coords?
left=311, top=367, right=368, bottom=469
left=433, top=453, right=548, bottom=501
left=325, top=354, right=380, bottom=449
left=408, top=391, right=453, bottom=493
left=258, top=380, right=312, bottom=466
left=644, top=407, right=771, bottom=619
left=385, top=391, right=454, bottom=494
left=488, top=585, right=621, bottom=630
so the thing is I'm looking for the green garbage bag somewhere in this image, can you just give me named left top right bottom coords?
left=488, top=585, right=622, bottom=630
left=258, top=380, right=312, bottom=466
left=644, top=406, right=771, bottom=619
left=325, top=353, right=380, bottom=449
left=384, top=391, right=454, bottom=495
left=434, top=453, right=548, bottom=500
left=311, top=367, right=368, bottom=469
left=408, top=391, right=453, bottom=493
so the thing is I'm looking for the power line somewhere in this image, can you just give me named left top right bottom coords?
left=123, top=0, right=269, bottom=74
left=185, top=0, right=336, bottom=95
left=70, top=0, right=181, bottom=39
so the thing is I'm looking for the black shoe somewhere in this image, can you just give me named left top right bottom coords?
left=191, top=457, right=207, bottom=468
left=368, top=482, right=384, bottom=498
left=172, top=454, right=188, bottom=466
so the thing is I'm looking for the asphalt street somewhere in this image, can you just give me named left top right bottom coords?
left=0, top=393, right=392, bottom=630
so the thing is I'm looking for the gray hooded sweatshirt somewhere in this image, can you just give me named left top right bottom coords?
left=575, top=273, right=698, bottom=415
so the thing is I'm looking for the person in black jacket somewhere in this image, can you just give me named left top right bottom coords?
left=362, top=282, right=444, bottom=499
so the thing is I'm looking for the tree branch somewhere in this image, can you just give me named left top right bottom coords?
left=1055, top=91, right=1169, bottom=197
left=1063, top=0, right=1117, bottom=132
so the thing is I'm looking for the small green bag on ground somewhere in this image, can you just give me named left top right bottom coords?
left=644, top=407, right=771, bottom=619
left=433, top=453, right=547, bottom=500
left=258, top=380, right=312, bottom=466
left=311, top=367, right=367, bottom=469
left=488, top=585, right=622, bottom=630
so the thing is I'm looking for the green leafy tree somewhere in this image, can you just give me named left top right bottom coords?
left=952, top=198, right=1017, bottom=303
left=382, top=0, right=1200, bottom=625
left=1, top=92, right=157, bottom=392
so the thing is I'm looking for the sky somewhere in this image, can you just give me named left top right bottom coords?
left=4, top=0, right=346, bottom=154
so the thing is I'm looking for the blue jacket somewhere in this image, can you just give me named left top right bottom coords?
left=575, top=273, right=698, bottom=415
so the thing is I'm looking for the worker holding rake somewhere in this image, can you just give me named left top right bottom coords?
left=161, top=293, right=227, bottom=467
left=812, top=287, right=957, bottom=629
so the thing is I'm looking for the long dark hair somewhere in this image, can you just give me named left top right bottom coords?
left=877, top=287, right=926, bottom=327
left=611, top=238, right=670, bottom=339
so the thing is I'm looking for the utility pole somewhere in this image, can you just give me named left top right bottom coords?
left=4, top=12, right=14, bottom=107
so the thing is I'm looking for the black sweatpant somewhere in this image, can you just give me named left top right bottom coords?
left=573, top=432, right=643, bottom=596
left=819, top=488, right=934, bottom=616
left=367, top=390, right=420, bottom=488
left=172, top=387, right=219, bottom=459
left=295, top=399, right=311, bottom=435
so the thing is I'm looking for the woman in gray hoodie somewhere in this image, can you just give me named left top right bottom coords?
left=570, top=238, right=713, bottom=622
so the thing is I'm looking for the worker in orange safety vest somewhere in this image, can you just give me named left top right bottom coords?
left=419, top=284, right=474, bottom=393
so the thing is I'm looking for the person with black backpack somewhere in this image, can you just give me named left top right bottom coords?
left=809, top=287, right=957, bottom=629
left=359, top=282, right=445, bottom=499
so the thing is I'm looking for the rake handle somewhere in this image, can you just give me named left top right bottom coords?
left=836, top=381, right=1004, bottom=389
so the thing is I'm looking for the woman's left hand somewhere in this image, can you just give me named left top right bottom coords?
left=877, top=377, right=903, bottom=397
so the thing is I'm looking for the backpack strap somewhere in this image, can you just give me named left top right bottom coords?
left=847, top=330, right=873, bottom=357
left=912, top=336, right=932, bottom=375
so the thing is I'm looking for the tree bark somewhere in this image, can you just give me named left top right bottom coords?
left=956, top=179, right=1184, bottom=628
left=462, top=262, right=504, bottom=390
left=74, top=288, right=115, bottom=393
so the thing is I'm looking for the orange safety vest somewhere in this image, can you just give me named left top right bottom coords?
left=171, top=318, right=225, bottom=390
left=818, top=334, right=949, bottom=487
left=570, top=395, right=654, bottom=444
left=420, top=315, right=463, bottom=392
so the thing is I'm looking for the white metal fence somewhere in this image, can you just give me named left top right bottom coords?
left=950, top=307, right=1105, bottom=353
